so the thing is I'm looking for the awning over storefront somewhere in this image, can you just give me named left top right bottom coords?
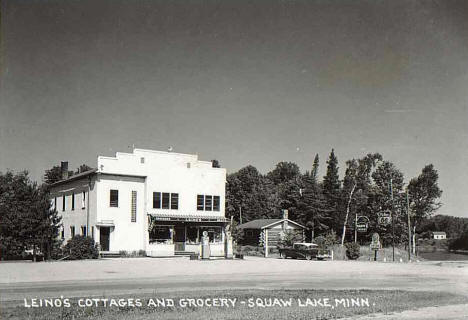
left=148, top=213, right=227, bottom=222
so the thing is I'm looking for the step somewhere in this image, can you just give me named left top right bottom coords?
left=100, top=251, right=121, bottom=258
left=174, top=251, right=196, bottom=256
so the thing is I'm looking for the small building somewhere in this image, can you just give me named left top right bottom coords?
left=49, top=148, right=227, bottom=257
left=432, top=231, right=447, bottom=240
left=237, top=210, right=306, bottom=257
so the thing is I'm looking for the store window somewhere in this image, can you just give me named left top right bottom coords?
left=199, top=227, right=222, bottom=243
left=149, top=225, right=173, bottom=244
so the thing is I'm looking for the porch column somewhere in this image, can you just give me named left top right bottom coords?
left=264, top=229, right=269, bottom=258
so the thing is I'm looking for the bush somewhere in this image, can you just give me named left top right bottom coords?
left=64, top=236, right=99, bottom=260
left=277, top=230, right=302, bottom=248
left=344, top=242, right=360, bottom=260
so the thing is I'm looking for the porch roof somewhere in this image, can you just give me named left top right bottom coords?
left=148, top=213, right=227, bottom=222
left=237, top=218, right=306, bottom=230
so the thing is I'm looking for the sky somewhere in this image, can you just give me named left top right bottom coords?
left=1, top=0, right=467, bottom=217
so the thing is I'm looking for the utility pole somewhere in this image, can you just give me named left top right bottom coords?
left=406, top=189, right=411, bottom=262
left=390, top=178, right=395, bottom=262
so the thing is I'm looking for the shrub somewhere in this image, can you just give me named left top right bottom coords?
left=277, top=230, right=302, bottom=248
left=138, top=249, right=147, bottom=257
left=64, top=236, right=99, bottom=260
left=324, top=230, right=339, bottom=248
left=344, top=242, right=360, bottom=260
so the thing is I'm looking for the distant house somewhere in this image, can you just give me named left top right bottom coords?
left=237, top=210, right=306, bottom=257
left=432, top=231, right=447, bottom=240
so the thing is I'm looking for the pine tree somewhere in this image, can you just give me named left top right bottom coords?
left=322, top=149, right=341, bottom=232
left=311, top=154, right=319, bottom=185
left=323, top=149, right=341, bottom=196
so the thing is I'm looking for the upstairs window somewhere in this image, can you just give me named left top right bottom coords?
left=71, top=193, right=75, bottom=211
left=110, top=190, right=119, bottom=207
left=213, top=196, right=220, bottom=211
left=197, top=194, right=221, bottom=211
left=153, top=192, right=161, bottom=209
left=205, top=195, right=213, bottom=211
left=197, top=195, right=204, bottom=211
left=154, top=192, right=178, bottom=210
left=170, top=193, right=179, bottom=210
left=162, top=193, right=170, bottom=209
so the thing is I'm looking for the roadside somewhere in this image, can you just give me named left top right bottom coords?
left=2, top=289, right=468, bottom=320
left=342, top=303, right=468, bottom=320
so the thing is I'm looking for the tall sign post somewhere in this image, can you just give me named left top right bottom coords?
left=370, top=233, right=381, bottom=261
left=390, top=178, right=395, bottom=262
left=406, top=189, right=411, bottom=262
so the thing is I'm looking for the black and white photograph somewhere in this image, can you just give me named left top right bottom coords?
left=1, top=0, right=468, bottom=319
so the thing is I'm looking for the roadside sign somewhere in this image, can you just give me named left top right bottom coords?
left=378, top=210, right=392, bottom=226
left=370, top=232, right=381, bottom=250
left=378, top=216, right=391, bottom=225
left=356, top=216, right=369, bottom=233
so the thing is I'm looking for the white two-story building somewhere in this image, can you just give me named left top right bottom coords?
left=49, top=149, right=227, bottom=257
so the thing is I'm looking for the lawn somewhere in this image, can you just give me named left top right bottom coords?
left=3, top=289, right=467, bottom=320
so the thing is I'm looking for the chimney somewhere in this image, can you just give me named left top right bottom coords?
left=61, top=161, right=69, bottom=180
left=282, top=209, right=288, bottom=220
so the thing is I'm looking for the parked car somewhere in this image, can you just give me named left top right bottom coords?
left=279, top=242, right=331, bottom=260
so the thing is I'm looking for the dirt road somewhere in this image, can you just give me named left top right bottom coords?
left=1, top=257, right=467, bottom=305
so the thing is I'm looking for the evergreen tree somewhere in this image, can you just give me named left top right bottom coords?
left=323, top=149, right=341, bottom=196
left=322, top=149, right=341, bottom=232
left=296, top=173, right=332, bottom=240
left=311, top=154, right=320, bottom=185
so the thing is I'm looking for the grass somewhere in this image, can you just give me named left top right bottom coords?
left=330, top=245, right=419, bottom=262
left=3, top=289, right=467, bottom=320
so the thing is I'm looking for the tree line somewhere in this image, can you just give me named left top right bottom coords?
left=0, top=163, right=92, bottom=260
left=226, top=150, right=443, bottom=246
left=0, top=151, right=449, bottom=260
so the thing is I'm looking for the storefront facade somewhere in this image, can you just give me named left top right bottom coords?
left=50, top=148, right=227, bottom=257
